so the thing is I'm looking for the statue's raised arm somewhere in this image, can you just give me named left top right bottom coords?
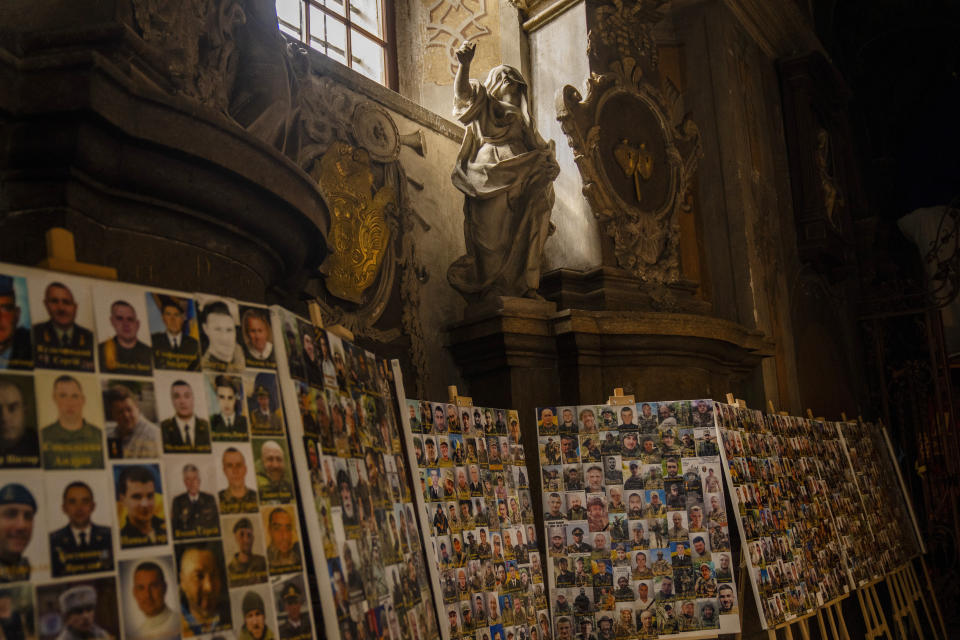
left=447, top=42, right=560, bottom=304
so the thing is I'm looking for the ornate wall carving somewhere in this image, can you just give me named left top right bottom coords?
left=557, top=0, right=701, bottom=288
left=422, top=0, right=500, bottom=84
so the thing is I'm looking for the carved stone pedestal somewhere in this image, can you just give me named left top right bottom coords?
left=539, top=266, right=712, bottom=314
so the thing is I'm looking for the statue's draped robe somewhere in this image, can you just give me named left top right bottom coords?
left=449, top=75, right=559, bottom=299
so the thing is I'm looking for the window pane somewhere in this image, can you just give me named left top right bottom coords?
left=351, top=28, right=385, bottom=83
left=309, top=6, right=348, bottom=64
left=276, top=0, right=301, bottom=27
left=279, top=20, right=301, bottom=39
left=350, top=0, right=382, bottom=38
left=314, top=0, right=345, bottom=19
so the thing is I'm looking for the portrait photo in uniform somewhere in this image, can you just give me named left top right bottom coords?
left=245, top=374, right=284, bottom=436
left=156, top=371, right=211, bottom=454
left=197, top=296, right=245, bottom=374
left=214, top=442, right=259, bottom=515
left=0, top=374, right=40, bottom=467
left=36, top=372, right=105, bottom=470
left=279, top=312, right=305, bottom=382
left=174, top=540, right=232, bottom=636
left=0, top=275, right=33, bottom=370
left=252, top=439, right=294, bottom=504
left=35, top=576, right=119, bottom=640
left=261, top=506, right=301, bottom=575
left=93, top=287, right=153, bottom=376
left=206, top=374, right=248, bottom=441
left=273, top=575, right=311, bottom=640
left=221, top=515, right=268, bottom=588
left=147, top=293, right=200, bottom=371
left=45, top=473, right=115, bottom=578
left=0, top=476, right=47, bottom=583
left=315, top=330, right=338, bottom=390
left=0, top=584, right=36, bottom=639
left=114, top=463, right=168, bottom=549
left=238, top=306, right=275, bottom=370
left=28, top=276, right=95, bottom=372
left=118, top=556, right=181, bottom=640
left=230, top=585, right=275, bottom=640
left=167, top=458, right=221, bottom=540
left=101, top=380, right=161, bottom=459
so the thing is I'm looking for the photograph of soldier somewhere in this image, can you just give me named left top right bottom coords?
left=30, top=279, right=94, bottom=371
left=223, top=516, right=268, bottom=587
left=247, top=375, right=283, bottom=435
left=175, top=540, right=232, bottom=636
left=36, top=578, right=119, bottom=640
left=208, top=374, right=248, bottom=440
left=254, top=439, right=294, bottom=503
left=233, top=588, right=275, bottom=640
left=215, top=444, right=259, bottom=514
left=717, top=584, right=737, bottom=614
left=239, top=307, right=275, bottom=369
left=95, top=294, right=153, bottom=376
left=102, top=381, right=160, bottom=459
left=0, top=482, right=38, bottom=583
left=263, top=506, right=301, bottom=574
left=158, top=375, right=211, bottom=453
left=537, top=407, right=557, bottom=435
left=0, top=585, right=34, bottom=639
left=0, top=374, right=39, bottom=467
left=119, top=557, right=180, bottom=640
left=148, top=294, right=200, bottom=371
left=47, top=478, right=113, bottom=577
left=115, top=464, right=168, bottom=548
left=0, top=275, right=33, bottom=370
left=275, top=578, right=310, bottom=640
left=38, top=373, right=104, bottom=469
left=169, top=462, right=220, bottom=539
left=197, top=297, right=245, bottom=373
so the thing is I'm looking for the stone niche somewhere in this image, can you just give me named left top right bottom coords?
left=0, top=0, right=329, bottom=304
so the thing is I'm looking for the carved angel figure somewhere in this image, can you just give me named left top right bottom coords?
left=448, top=41, right=560, bottom=301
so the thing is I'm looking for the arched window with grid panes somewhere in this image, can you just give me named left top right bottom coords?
left=276, top=0, right=398, bottom=89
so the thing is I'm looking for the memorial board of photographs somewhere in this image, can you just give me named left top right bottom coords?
left=715, top=405, right=850, bottom=629
left=273, top=309, right=439, bottom=640
left=402, top=399, right=546, bottom=640
left=836, top=421, right=922, bottom=575
left=0, top=262, right=317, bottom=640
left=814, top=421, right=882, bottom=586
left=535, top=400, right=740, bottom=639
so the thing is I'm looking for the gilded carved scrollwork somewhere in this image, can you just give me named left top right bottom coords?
left=557, top=0, right=701, bottom=286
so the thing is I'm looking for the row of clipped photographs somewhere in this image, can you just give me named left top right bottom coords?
left=404, top=399, right=546, bottom=640
left=0, top=262, right=315, bottom=640
left=274, top=310, right=441, bottom=640
left=535, top=400, right=740, bottom=639
left=716, top=404, right=922, bottom=629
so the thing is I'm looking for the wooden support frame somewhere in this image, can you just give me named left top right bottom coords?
left=885, top=564, right=924, bottom=640
left=913, top=558, right=947, bottom=640
left=814, top=595, right=851, bottom=640
left=856, top=579, right=893, bottom=640
left=766, top=611, right=814, bottom=640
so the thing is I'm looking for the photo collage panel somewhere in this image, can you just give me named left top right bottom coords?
left=717, top=405, right=852, bottom=629
left=0, top=262, right=315, bottom=640
left=273, top=308, right=440, bottom=640
left=536, top=400, right=740, bottom=639
left=404, top=399, right=546, bottom=640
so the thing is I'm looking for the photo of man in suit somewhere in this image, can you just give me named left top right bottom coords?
left=200, top=301, right=244, bottom=373
left=150, top=296, right=200, bottom=371
left=210, top=375, right=247, bottom=440
left=32, top=281, right=94, bottom=371
left=160, top=380, right=210, bottom=453
left=0, top=275, right=32, bottom=370
left=41, top=374, right=104, bottom=469
left=98, top=300, right=152, bottom=376
left=49, top=481, right=113, bottom=577
left=171, top=463, right=220, bottom=539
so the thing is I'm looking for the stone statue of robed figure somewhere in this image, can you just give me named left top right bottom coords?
left=447, top=41, right=560, bottom=302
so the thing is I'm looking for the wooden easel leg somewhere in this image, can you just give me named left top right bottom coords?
left=834, top=600, right=851, bottom=640
left=816, top=608, right=829, bottom=639
left=900, top=568, right=924, bottom=640
left=798, top=617, right=811, bottom=640
left=767, top=629, right=777, bottom=640
left=917, top=559, right=947, bottom=640
left=886, top=570, right=908, bottom=640
left=871, top=584, right=894, bottom=640
left=826, top=602, right=841, bottom=640
left=784, top=624, right=794, bottom=640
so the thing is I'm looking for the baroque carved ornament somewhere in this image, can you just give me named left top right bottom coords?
left=557, top=0, right=702, bottom=284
